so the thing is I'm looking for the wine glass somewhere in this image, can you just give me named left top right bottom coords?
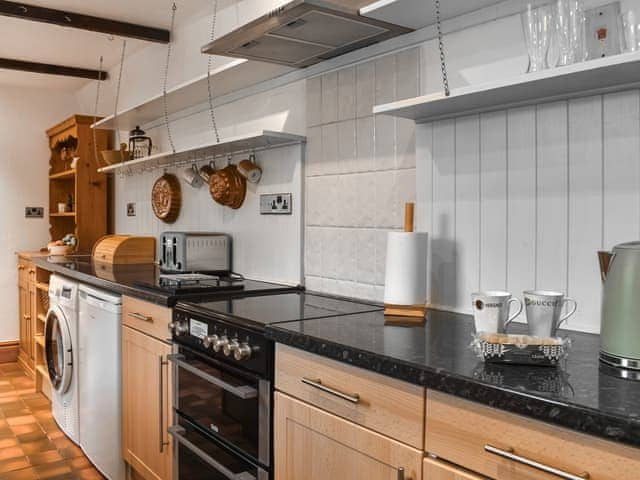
left=522, top=4, right=553, bottom=73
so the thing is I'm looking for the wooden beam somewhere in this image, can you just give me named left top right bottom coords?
left=0, top=0, right=170, bottom=44
left=0, top=58, right=108, bottom=80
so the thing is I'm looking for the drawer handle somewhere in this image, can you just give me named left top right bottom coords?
left=484, top=445, right=590, bottom=480
left=128, top=312, right=153, bottom=322
left=301, top=377, right=360, bottom=404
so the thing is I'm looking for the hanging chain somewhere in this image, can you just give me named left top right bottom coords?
left=207, top=0, right=221, bottom=143
left=113, top=40, right=127, bottom=153
left=435, top=0, right=450, bottom=97
left=93, top=56, right=104, bottom=167
left=163, top=3, right=178, bottom=153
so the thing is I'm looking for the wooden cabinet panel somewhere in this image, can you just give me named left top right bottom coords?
left=275, top=344, right=425, bottom=448
left=122, top=325, right=173, bottom=480
left=122, top=296, right=172, bottom=342
left=275, top=392, right=423, bottom=480
left=17, top=260, right=35, bottom=373
left=423, top=458, right=486, bottom=480
left=426, top=390, right=640, bottom=480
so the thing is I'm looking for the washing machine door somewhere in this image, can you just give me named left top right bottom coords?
left=45, top=305, right=73, bottom=394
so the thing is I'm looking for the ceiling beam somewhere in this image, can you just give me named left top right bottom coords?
left=0, top=0, right=170, bottom=44
left=0, top=58, right=108, bottom=80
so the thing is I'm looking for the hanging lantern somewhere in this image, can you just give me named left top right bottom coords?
left=129, top=126, right=153, bottom=159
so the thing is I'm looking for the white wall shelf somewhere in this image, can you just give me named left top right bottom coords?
left=97, top=130, right=306, bottom=173
left=374, top=51, right=640, bottom=122
left=360, top=0, right=502, bottom=30
left=92, top=59, right=293, bottom=131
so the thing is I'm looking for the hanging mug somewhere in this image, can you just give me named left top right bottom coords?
left=199, top=162, right=216, bottom=183
left=183, top=164, right=203, bottom=188
left=237, top=155, right=262, bottom=184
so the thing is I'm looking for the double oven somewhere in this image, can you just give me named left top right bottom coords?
left=167, top=307, right=273, bottom=480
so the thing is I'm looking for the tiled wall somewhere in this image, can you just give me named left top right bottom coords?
left=304, top=48, right=420, bottom=301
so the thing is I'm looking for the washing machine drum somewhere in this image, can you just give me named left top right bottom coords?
left=45, top=305, right=73, bottom=394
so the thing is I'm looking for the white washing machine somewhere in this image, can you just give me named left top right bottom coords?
left=45, top=275, right=80, bottom=445
left=78, top=284, right=125, bottom=480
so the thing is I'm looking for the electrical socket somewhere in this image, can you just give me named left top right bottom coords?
left=260, top=193, right=292, bottom=215
left=25, top=207, right=44, bottom=218
left=127, top=203, right=136, bottom=217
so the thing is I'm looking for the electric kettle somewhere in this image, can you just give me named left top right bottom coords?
left=599, top=242, right=640, bottom=369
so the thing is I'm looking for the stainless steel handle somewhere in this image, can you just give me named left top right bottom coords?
left=301, top=377, right=360, bottom=404
left=158, top=356, right=169, bottom=453
left=397, top=467, right=405, bottom=480
left=167, top=354, right=257, bottom=399
left=168, top=425, right=256, bottom=480
left=484, top=445, right=590, bottom=480
left=128, top=312, right=153, bottom=322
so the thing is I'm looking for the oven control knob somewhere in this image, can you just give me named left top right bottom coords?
left=223, top=339, right=240, bottom=357
left=234, top=342, right=253, bottom=361
left=169, top=321, right=188, bottom=336
left=202, top=334, right=219, bottom=349
left=212, top=336, right=228, bottom=353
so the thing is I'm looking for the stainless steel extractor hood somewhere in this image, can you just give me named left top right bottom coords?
left=201, top=0, right=413, bottom=68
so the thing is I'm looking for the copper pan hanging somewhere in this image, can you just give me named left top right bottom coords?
left=209, top=164, right=246, bottom=209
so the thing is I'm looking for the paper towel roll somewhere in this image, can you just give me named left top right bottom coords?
left=384, top=232, right=428, bottom=306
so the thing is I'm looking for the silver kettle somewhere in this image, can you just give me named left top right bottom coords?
left=599, top=242, right=640, bottom=369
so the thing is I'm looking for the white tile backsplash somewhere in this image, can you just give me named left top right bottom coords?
left=338, top=67, right=356, bottom=121
left=321, top=71, right=338, bottom=124
left=355, top=61, right=375, bottom=119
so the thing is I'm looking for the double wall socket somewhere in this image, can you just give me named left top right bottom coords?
left=260, top=193, right=292, bottom=215
left=25, top=207, right=44, bottom=218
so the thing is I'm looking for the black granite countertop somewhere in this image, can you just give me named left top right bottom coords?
left=266, top=308, right=640, bottom=448
left=32, top=256, right=297, bottom=306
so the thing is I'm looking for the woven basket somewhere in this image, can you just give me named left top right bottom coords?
left=39, top=289, right=50, bottom=312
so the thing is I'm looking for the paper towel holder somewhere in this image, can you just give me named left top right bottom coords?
left=384, top=202, right=427, bottom=323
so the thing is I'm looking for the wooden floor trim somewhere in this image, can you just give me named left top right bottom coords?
left=0, top=340, right=20, bottom=363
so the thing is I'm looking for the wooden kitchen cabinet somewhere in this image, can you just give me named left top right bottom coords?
left=122, top=324, right=173, bottom=480
left=425, top=390, right=640, bottom=480
left=423, top=457, right=487, bottom=480
left=274, top=392, right=423, bottom=480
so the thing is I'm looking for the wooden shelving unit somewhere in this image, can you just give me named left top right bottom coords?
left=47, top=115, right=111, bottom=253
left=98, top=130, right=306, bottom=173
left=92, top=59, right=292, bottom=131
left=49, top=169, right=76, bottom=180
left=35, top=282, right=49, bottom=291
left=33, top=267, right=51, bottom=400
left=374, top=51, right=640, bottom=123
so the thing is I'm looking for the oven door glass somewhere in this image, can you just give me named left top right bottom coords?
left=169, top=346, right=269, bottom=466
left=170, top=415, right=268, bottom=480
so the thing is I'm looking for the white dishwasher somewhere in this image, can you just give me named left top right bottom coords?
left=78, top=284, right=125, bottom=480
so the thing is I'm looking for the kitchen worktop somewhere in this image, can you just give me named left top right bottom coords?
left=267, top=308, right=640, bottom=448
left=31, top=255, right=296, bottom=306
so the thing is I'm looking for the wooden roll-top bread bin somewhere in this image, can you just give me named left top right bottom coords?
left=92, top=235, right=156, bottom=265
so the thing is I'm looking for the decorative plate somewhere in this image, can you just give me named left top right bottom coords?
left=152, top=173, right=181, bottom=223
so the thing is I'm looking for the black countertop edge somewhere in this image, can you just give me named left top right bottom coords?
left=266, top=326, right=640, bottom=448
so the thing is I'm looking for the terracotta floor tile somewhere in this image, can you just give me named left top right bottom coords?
left=6, top=417, right=36, bottom=427
left=0, top=446, right=25, bottom=461
left=26, top=449, right=64, bottom=467
left=20, top=438, right=56, bottom=455
left=9, top=424, right=40, bottom=437
left=0, top=466, right=38, bottom=479
left=34, top=460, right=73, bottom=478
left=0, top=437, right=19, bottom=449
left=0, top=457, right=30, bottom=474
left=72, top=468, right=105, bottom=479
left=16, top=431, right=46, bottom=444
left=3, top=410, right=32, bottom=420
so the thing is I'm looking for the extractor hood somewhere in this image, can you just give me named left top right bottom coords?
left=201, top=0, right=413, bottom=68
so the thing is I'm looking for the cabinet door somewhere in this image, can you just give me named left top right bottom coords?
left=122, top=325, right=173, bottom=480
left=18, top=284, right=29, bottom=356
left=274, top=392, right=422, bottom=480
left=424, top=457, right=487, bottom=480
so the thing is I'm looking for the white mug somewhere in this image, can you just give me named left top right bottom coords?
left=524, top=290, right=577, bottom=337
left=57, top=203, right=67, bottom=213
left=182, top=165, right=203, bottom=188
left=471, top=291, right=523, bottom=334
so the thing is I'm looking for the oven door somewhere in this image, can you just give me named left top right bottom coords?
left=168, top=346, right=270, bottom=468
left=169, top=415, right=268, bottom=480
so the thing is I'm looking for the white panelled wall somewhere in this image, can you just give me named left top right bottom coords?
left=418, top=91, right=640, bottom=334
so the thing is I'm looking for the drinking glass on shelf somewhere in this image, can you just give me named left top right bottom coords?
left=620, top=10, right=638, bottom=53
left=522, top=4, right=553, bottom=73
left=554, top=0, right=586, bottom=66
